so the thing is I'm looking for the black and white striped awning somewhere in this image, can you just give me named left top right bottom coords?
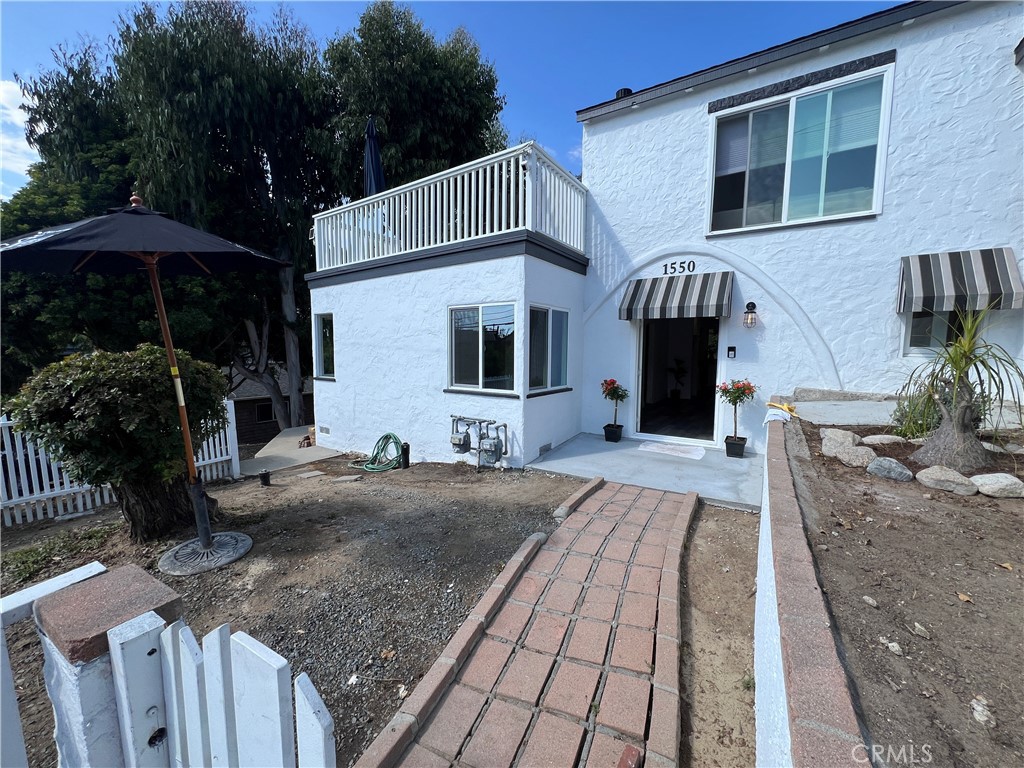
left=897, top=248, right=1023, bottom=313
left=618, top=272, right=734, bottom=320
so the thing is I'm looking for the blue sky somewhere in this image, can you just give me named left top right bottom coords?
left=0, top=0, right=901, bottom=200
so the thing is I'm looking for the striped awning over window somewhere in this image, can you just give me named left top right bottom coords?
left=897, top=248, right=1023, bottom=313
left=618, top=272, right=734, bottom=320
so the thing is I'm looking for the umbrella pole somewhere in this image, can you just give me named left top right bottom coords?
left=145, top=259, right=214, bottom=549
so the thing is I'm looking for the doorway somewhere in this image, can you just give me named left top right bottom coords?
left=639, top=317, right=719, bottom=440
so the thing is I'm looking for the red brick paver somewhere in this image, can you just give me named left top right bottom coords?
left=362, top=482, right=699, bottom=768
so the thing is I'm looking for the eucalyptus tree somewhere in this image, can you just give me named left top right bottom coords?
left=114, top=2, right=339, bottom=427
left=324, top=1, right=508, bottom=191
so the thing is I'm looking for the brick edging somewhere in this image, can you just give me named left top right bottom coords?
left=355, top=527, right=555, bottom=767
left=645, top=490, right=698, bottom=768
left=766, top=418, right=863, bottom=767
left=553, top=475, right=606, bottom=520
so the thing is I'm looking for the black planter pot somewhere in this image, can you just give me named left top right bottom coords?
left=604, top=424, right=623, bottom=443
left=725, top=435, right=747, bottom=458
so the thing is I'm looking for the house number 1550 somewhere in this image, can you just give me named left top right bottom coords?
left=663, top=260, right=696, bottom=275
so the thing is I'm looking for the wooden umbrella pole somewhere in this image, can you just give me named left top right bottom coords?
left=143, top=257, right=214, bottom=548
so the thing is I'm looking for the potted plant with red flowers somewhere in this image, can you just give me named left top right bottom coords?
left=601, top=378, right=629, bottom=442
left=717, top=379, right=757, bottom=457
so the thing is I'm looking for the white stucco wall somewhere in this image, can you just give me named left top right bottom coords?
left=523, top=257, right=586, bottom=461
left=311, top=255, right=585, bottom=467
left=581, top=2, right=1024, bottom=455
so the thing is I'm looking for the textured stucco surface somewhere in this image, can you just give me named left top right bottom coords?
left=311, top=256, right=584, bottom=466
left=312, top=3, right=1022, bottom=463
left=581, top=2, right=1023, bottom=454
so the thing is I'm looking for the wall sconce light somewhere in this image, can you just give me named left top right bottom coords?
left=743, top=302, right=758, bottom=329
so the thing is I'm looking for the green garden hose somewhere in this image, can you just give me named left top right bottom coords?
left=349, top=432, right=403, bottom=472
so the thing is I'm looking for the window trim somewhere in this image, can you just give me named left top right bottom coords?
left=448, top=302, right=517, bottom=393
left=528, top=305, right=570, bottom=392
left=315, top=313, right=335, bottom=380
left=706, top=64, right=894, bottom=236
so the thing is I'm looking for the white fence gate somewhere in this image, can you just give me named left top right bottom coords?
left=1, top=400, right=241, bottom=527
left=1, top=563, right=335, bottom=768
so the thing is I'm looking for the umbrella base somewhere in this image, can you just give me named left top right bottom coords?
left=157, top=532, right=253, bottom=576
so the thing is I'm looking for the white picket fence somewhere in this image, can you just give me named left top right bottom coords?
left=1, top=400, right=241, bottom=527
left=1, top=563, right=335, bottom=768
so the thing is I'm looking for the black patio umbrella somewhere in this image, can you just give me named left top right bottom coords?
left=0, top=196, right=285, bottom=575
left=364, top=115, right=387, bottom=198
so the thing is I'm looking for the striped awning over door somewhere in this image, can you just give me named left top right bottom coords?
left=897, top=248, right=1023, bottom=312
left=618, top=272, right=734, bottom=320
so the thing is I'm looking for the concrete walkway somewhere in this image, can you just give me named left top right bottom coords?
left=357, top=481, right=696, bottom=768
left=529, top=433, right=762, bottom=510
left=238, top=426, right=343, bottom=475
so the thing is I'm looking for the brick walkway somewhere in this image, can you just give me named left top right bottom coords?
left=356, top=481, right=698, bottom=768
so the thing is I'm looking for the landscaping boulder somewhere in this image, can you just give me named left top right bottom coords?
left=867, top=457, right=914, bottom=482
left=862, top=434, right=907, bottom=446
left=981, top=441, right=1024, bottom=455
left=916, top=466, right=978, bottom=496
left=821, top=428, right=860, bottom=458
left=970, top=473, right=1024, bottom=499
left=836, top=445, right=877, bottom=468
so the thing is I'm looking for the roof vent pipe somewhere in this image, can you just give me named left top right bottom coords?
left=615, top=87, right=633, bottom=100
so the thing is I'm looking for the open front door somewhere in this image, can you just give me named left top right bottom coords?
left=639, top=317, right=719, bottom=440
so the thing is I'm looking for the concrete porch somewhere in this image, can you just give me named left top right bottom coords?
left=527, top=433, right=764, bottom=510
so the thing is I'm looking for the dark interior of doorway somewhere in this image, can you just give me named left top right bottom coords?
left=640, top=317, right=719, bottom=439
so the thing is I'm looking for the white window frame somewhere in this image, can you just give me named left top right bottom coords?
left=315, top=313, right=335, bottom=379
left=529, top=305, right=570, bottom=391
left=448, top=302, right=516, bottom=392
left=706, top=64, right=894, bottom=236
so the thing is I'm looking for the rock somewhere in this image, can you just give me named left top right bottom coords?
left=971, top=696, right=996, bottom=728
left=916, top=466, right=978, bottom=496
left=817, top=544, right=829, bottom=551
left=867, top=457, right=914, bottom=482
left=887, top=642, right=903, bottom=656
left=835, top=445, right=877, bottom=468
left=970, top=473, right=1024, bottom=499
left=821, top=428, right=860, bottom=457
left=910, top=437, right=929, bottom=445
left=862, top=434, right=907, bottom=446
left=912, top=622, right=931, bottom=639
left=332, top=475, right=363, bottom=483
left=863, top=595, right=878, bottom=608
left=982, top=441, right=1024, bottom=455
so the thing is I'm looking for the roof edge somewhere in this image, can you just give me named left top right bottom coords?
left=576, top=1, right=965, bottom=123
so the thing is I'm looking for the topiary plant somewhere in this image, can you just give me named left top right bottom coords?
left=10, top=343, right=227, bottom=542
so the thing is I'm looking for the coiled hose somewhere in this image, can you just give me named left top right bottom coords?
left=349, top=432, right=403, bottom=472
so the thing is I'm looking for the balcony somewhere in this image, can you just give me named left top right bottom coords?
left=312, top=142, right=586, bottom=273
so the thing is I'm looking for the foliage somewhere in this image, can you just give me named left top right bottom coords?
left=1, top=524, right=119, bottom=587
left=601, top=378, right=629, bottom=402
left=9, top=344, right=227, bottom=487
left=601, top=378, right=629, bottom=427
left=324, top=0, right=507, bottom=193
left=891, top=383, right=990, bottom=439
left=717, top=379, right=757, bottom=407
left=901, top=306, right=1023, bottom=471
left=718, top=379, right=757, bottom=439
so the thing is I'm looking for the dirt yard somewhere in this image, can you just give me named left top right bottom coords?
left=790, top=420, right=1024, bottom=768
left=2, top=459, right=582, bottom=767
left=679, top=504, right=759, bottom=767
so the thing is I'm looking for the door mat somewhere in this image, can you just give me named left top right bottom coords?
left=637, top=442, right=706, bottom=460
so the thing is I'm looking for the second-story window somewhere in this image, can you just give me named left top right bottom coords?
left=711, top=71, right=888, bottom=232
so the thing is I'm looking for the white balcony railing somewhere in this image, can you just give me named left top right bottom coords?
left=312, top=142, right=586, bottom=272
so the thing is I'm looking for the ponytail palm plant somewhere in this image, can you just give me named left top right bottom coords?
left=899, top=306, right=1023, bottom=473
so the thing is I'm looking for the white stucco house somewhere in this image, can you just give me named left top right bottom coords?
left=308, top=0, right=1023, bottom=467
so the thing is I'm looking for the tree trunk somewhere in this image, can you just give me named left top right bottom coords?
left=278, top=263, right=305, bottom=428
left=234, top=316, right=290, bottom=431
left=909, top=399, right=991, bottom=473
left=112, top=474, right=219, bottom=544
